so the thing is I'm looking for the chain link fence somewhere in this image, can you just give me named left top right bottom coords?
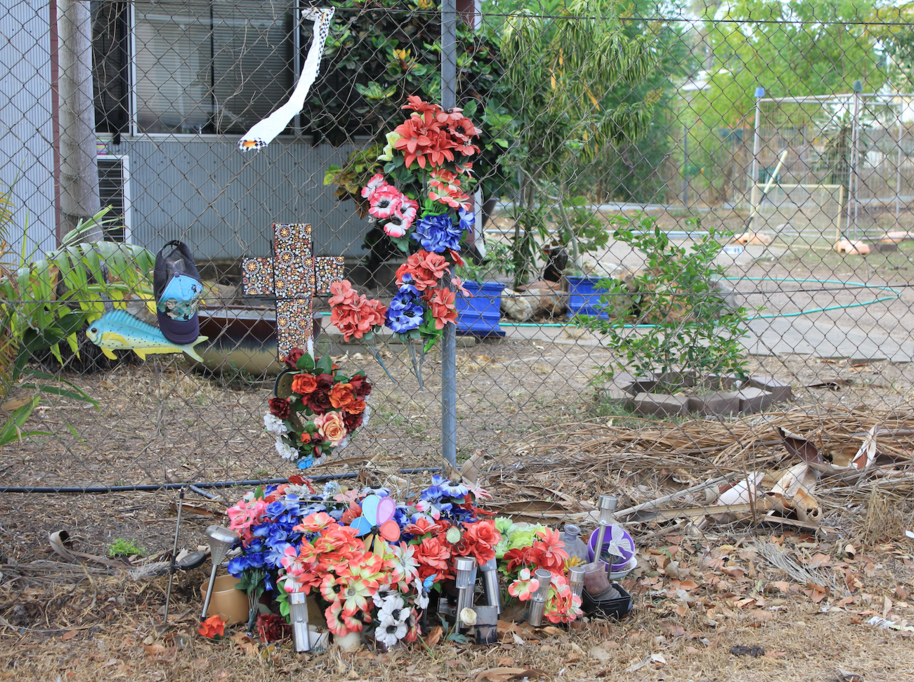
left=2, top=0, right=914, bottom=562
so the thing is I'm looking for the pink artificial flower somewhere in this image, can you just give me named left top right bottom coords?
left=428, top=170, right=471, bottom=210
left=360, top=173, right=388, bottom=202
left=328, top=280, right=359, bottom=309
left=331, top=293, right=387, bottom=342
left=384, top=196, right=419, bottom=237
left=295, top=511, right=335, bottom=534
left=226, top=498, right=267, bottom=544
left=507, top=568, right=540, bottom=601
left=368, top=185, right=400, bottom=219
left=314, top=411, right=347, bottom=446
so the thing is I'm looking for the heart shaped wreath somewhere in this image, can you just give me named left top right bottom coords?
left=263, top=349, right=371, bottom=469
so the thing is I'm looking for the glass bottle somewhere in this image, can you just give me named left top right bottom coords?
left=562, top=524, right=591, bottom=566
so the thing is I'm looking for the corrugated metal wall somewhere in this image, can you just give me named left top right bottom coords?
left=108, top=137, right=369, bottom=260
left=0, top=0, right=57, bottom=260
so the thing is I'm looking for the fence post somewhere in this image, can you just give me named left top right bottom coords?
left=749, top=86, right=764, bottom=211
left=57, top=0, right=102, bottom=241
left=440, top=0, right=458, bottom=468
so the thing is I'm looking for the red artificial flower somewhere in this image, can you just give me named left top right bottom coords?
left=413, top=535, right=452, bottom=582
left=331, top=293, right=387, bottom=342
left=198, top=614, right=225, bottom=639
left=403, top=517, right=441, bottom=537
left=283, top=348, right=305, bottom=369
left=455, top=520, right=501, bottom=565
left=531, top=527, right=569, bottom=573
left=287, top=475, right=316, bottom=493
left=428, top=170, right=471, bottom=210
left=349, top=374, right=371, bottom=399
left=425, top=287, right=457, bottom=329
left=360, top=173, right=387, bottom=202
left=342, top=410, right=363, bottom=432
left=268, top=397, right=291, bottom=419
left=256, top=613, right=290, bottom=643
left=385, top=197, right=419, bottom=237
left=503, top=547, right=536, bottom=575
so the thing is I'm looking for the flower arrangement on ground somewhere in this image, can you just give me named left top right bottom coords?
left=223, top=475, right=500, bottom=647
left=328, top=96, right=481, bottom=353
left=497, top=518, right=583, bottom=624
left=264, top=350, right=371, bottom=470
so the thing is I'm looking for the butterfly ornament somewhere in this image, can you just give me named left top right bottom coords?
left=350, top=494, right=401, bottom=544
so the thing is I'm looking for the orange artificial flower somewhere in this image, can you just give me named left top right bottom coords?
left=344, top=398, right=366, bottom=415
left=291, top=373, right=318, bottom=395
left=300, top=432, right=312, bottom=444
left=329, top=383, right=356, bottom=410
left=198, top=614, right=225, bottom=639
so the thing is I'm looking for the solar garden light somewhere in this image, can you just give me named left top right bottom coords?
left=455, top=557, right=478, bottom=627
left=201, top=525, right=239, bottom=622
left=480, top=558, right=502, bottom=613
left=568, top=565, right=586, bottom=599
left=526, top=569, right=553, bottom=628
left=289, top=592, right=310, bottom=653
left=592, top=495, right=619, bottom=566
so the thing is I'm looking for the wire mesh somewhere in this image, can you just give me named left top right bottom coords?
left=2, top=0, right=914, bottom=565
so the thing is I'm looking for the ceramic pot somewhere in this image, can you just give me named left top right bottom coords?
left=199, top=574, right=249, bottom=625
left=334, top=630, right=362, bottom=651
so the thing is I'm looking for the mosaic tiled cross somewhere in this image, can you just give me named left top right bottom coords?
left=242, top=223, right=344, bottom=359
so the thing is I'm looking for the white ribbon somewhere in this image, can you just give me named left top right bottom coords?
left=238, top=7, right=335, bottom=152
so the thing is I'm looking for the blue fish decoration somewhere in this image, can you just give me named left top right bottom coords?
left=85, top=310, right=208, bottom=362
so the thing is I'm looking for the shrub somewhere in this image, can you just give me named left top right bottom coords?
left=575, top=216, right=751, bottom=390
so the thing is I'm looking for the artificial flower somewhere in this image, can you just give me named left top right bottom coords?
left=329, top=383, right=356, bottom=410
left=384, top=196, right=419, bottom=237
left=291, top=373, right=318, bottom=396
left=275, top=438, right=299, bottom=461
left=531, top=527, right=569, bottom=573
left=360, top=173, right=388, bottom=202
left=268, top=397, right=291, bottom=419
left=328, top=279, right=359, bottom=309
left=428, top=170, right=471, bottom=210
left=283, top=347, right=305, bottom=369
left=385, top=286, right=425, bottom=333
left=378, top=132, right=402, bottom=162
left=411, top=213, right=463, bottom=253
left=256, top=613, right=289, bottom=643
left=375, top=615, right=408, bottom=647
left=227, top=498, right=267, bottom=543
left=507, top=568, right=540, bottom=601
left=198, top=614, right=225, bottom=639
left=264, top=414, right=289, bottom=437
left=368, top=185, right=401, bottom=219
left=313, top=411, right=346, bottom=446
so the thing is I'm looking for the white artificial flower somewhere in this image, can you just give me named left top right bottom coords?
left=362, top=403, right=371, bottom=428
left=459, top=608, right=477, bottom=627
left=275, top=438, right=298, bottom=460
left=372, top=585, right=396, bottom=608
left=375, top=618, right=407, bottom=647
left=379, top=595, right=405, bottom=618
left=415, top=590, right=429, bottom=610
left=264, top=414, right=289, bottom=436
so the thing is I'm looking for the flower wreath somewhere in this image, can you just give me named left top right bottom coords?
left=263, top=349, right=371, bottom=469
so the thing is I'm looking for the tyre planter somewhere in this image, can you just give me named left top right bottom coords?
left=456, top=281, right=506, bottom=338
left=566, top=275, right=609, bottom=319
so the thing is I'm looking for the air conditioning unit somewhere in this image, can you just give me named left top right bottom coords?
left=97, top=155, right=132, bottom=243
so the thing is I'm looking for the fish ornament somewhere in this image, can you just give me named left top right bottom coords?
left=86, top=310, right=208, bottom=361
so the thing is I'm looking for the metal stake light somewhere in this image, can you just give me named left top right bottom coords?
left=592, top=495, right=618, bottom=566
left=480, top=558, right=501, bottom=613
left=201, top=525, right=239, bottom=621
left=289, top=592, right=310, bottom=652
left=455, top=556, right=477, bottom=627
left=526, top=568, right=553, bottom=627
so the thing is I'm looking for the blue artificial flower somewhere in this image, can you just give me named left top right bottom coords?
left=297, top=456, right=315, bottom=470
left=411, top=213, right=463, bottom=253
left=328, top=507, right=345, bottom=521
left=441, top=479, right=469, bottom=497
left=385, top=287, right=425, bottom=333
left=322, top=481, right=342, bottom=498
left=459, top=208, right=475, bottom=236
left=264, top=541, right=293, bottom=569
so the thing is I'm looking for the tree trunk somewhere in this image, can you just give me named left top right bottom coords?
left=57, top=0, right=102, bottom=241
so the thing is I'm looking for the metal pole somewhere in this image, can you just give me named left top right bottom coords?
left=896, top=96, right=903, bottom=222
left=441, top=0, right=458, bottom=468
left=750, top=87, right=764, bottom=211
left=849, top=87, right=862, bottom=239
left=682, top=123, right=689, bottom=208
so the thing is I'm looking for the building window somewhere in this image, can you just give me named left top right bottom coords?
left=131, top=0, right=294, bottom=135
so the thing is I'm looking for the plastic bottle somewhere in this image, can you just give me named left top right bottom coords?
left=562, top=524, right=591, bottom=566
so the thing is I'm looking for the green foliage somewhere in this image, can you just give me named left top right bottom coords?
left=0, top=205, right=155, bottom=369
left=687, top=0, right=887, bottom=200
left=455, top=241, right=515, bottom=282
left=575, top=216, right=751, bottom=387
left=107, top=538, right=146, bottom=558
left=496, top=0, right=665, bottom=285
